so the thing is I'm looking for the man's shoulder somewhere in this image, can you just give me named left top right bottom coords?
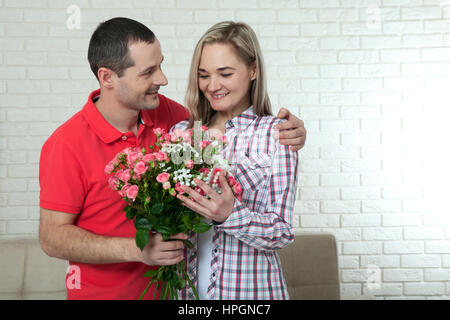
left=42, top=110, right=86, bottom=150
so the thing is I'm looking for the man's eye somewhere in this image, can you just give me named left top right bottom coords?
left=221, top=73, right=232, bottom=77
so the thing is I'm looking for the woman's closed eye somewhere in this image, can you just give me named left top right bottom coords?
left=198, top=73, right=233, bottom=79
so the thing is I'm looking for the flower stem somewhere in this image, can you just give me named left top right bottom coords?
left=139, top=279, right=154, bottom=300
left=153, top=280, right=160, bottom=300
left=182, top=266, right=200, bottom=300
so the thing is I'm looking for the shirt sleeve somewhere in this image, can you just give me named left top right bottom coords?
left=39, top=136, right=87, bottom=214
left=216, top=122, right=299, bottom=251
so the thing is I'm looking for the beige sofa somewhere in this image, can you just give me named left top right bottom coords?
left=0, top=232, right=340, bottom=300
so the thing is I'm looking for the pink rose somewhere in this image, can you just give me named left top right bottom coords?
left=156, top=173, right=170, bottom=183
left=127, top=150, right=142, bottom=165
left=161, top=141, right=171, bottom=148
left=199, top=140, right=211, bottom=149
left=171, top=129, right=182, bottom=142
left=119, top=183, right=130, bottom=197
left=143, top=153, right=155, bottom=162
left=181, top=130, right=192, bottom=143
left=162, top=133, right=171, bottom=141
left=227, top=175, right=237, bottom=187
left=175, top=182, right=184, bottom=193
left=210, top=168, right=223, bottom=184
left=185, top=160, right=194, bottom=169
left=155, top=151, right=168, bottom=162
left=163, top=181, right=171, bottom=190
left=201, top=125, right=208, bottom=132
left=126, top=185, right=139, bottom=201
left=134, top=161, right=148, bottom=175
left=105, top=161, right=115, bottom=174
left=122, top=147, right=133, bottom=155
left=153, top=128, right=165, bottom=136
left=123, top=169, right=132, bottom=183
left=199, top=168, right=210, bottom=175
left=108, top=176, right=119, bottom=190
left=115, top=169, right=124, bottom=181
left=233, top=183, right=243, bottom=196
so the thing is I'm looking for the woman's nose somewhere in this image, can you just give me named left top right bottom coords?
left=207, top=76, right=221, bottom=91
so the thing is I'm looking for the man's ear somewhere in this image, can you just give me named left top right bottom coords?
left=97, top=67, right=115, bottom=89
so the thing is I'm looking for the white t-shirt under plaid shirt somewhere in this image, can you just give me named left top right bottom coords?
left=172, top=106, right=299, bottom=300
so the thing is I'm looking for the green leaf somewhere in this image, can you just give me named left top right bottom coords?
left=193, top=221, right=211, bottom=234
left=136, top=229, right=150, bottom=251
left=156, top=225, right=176, bottom=237
left=148, top=214, right=159, bottom=226
left=165, top=203, right=176, bottom=212
left=124, top=206, right=137, bottom=220
left=182, top=215, right=193, bottom=229
left=135, top=216, right=152, bottom=231
left=184, top=239, right=194, bottom=249
left=143, top=269, right=158, bottom=278
left=151, top=203, right=164, bottom=215
left=176, top=277, right=186, bottom=290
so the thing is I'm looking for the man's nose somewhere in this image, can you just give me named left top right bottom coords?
left=155, top=69, right=168, bottom=86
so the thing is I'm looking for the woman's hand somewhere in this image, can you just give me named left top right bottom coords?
left=176, top=172, right=235, bottom=224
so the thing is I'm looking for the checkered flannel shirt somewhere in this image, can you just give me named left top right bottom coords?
left=172, top=106, right=299, bottom=300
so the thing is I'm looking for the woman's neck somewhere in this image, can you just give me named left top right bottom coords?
left=208, top=104, right=251, bottom=133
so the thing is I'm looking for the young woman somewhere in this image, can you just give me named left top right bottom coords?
left=171, top=21, right=299, bottom=300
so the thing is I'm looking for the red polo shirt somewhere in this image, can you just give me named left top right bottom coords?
left=39, top=89, right=189, bottom=300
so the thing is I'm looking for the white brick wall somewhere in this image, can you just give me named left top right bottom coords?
left=1, top=0, right=450, bottom=300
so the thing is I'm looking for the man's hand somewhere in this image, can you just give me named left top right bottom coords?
left=138, top=232, right=188, bottom=266
left=39, top=207, right=186, bottom=266
left=274, top=107, right=307, bottom=151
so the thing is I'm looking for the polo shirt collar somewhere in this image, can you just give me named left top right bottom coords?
left=82, top=89, right=154, bottom=144
left=225, top=105, right=257, bottom=131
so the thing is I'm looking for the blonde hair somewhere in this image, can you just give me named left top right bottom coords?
left=185, top=21, right=272, bottom=127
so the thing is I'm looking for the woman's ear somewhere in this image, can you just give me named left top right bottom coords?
left=250, top=61, right=257, bottom=81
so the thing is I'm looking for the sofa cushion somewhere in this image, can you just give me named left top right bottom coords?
left=278, top=232, right=340, bottom=300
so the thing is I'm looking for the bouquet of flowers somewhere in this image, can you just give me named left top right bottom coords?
left=105, top=125, right=243, bottom=300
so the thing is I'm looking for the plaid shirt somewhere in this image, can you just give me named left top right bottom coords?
left=172, top=106, right=299, bottom=300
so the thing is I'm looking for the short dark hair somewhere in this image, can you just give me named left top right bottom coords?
left=88, top=17, right=156, bottom=80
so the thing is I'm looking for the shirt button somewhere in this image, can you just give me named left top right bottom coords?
left=122, top=136, right=127, bottom=141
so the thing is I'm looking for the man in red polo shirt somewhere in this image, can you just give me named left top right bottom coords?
left=39, top=18, right=307, bottom=300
